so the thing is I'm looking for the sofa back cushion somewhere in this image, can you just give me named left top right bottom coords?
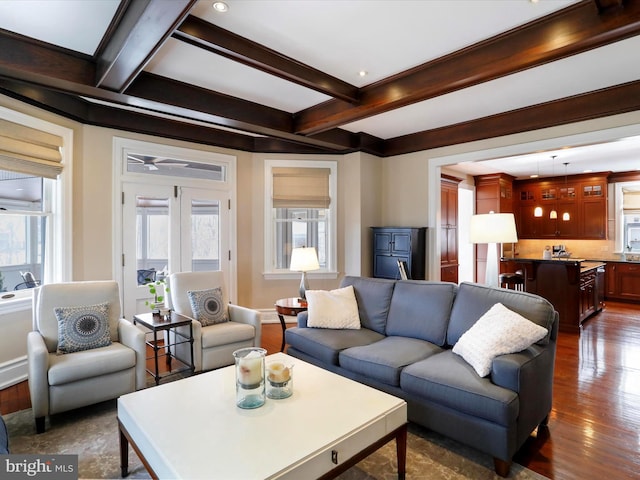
left=385, top=281, right=457, bottom=346
left=447, top=281, right=556, bottom=346
left=339, top=276, right=395, bottom=334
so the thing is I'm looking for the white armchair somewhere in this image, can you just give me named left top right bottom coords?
left=168, top=271, right=261, bottom=372
left=27, top=281, right=146, bottom=433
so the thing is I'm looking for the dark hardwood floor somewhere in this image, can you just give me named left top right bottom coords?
left=2, top=302, right=639, bottom=479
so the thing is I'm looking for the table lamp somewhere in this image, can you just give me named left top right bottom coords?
left=469, top=212, right=518, bottom=288
left=289, top=247, right=320, bottom=300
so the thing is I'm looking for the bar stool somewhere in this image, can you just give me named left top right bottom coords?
left=499, top=272, right=524, bottom=291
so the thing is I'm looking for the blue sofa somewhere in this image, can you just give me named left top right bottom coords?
left=285, top=276, right=559, bottom=477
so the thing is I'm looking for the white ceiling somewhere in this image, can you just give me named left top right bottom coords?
left=1, top=0, right=640, bottom=179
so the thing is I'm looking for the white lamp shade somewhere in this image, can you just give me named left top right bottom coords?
left=534, top=206, right=543, bottom=217
left=469, top=213, right=518, bottom=244
left=289, top=247, right=320, bottom=272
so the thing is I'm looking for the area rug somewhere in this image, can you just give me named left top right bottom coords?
left=4, top=402, right=547, bottom=480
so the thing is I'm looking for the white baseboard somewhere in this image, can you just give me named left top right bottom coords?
left=0, top=355, right=28, bottom=390
left=260, top=309, right=280, bottom=324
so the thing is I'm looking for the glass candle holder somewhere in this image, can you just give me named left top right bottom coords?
left=233, top=347, right=267, bottom=409
left=266, top=360, right=294, bottom=399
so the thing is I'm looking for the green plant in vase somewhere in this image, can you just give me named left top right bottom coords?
left=145, top=279, right=170, bottom=313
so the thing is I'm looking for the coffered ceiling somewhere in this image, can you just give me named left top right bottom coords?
left=1, top=0, right=640, bottom=178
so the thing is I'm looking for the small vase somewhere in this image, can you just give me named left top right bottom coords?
left=233, top=347, right=267, bottom=409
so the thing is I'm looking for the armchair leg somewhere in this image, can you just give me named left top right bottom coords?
left=540, top=414, right=550, bottom=427
left=493, top=458, right=511, bottom=477
left=35, top=416, right=45, bottom=434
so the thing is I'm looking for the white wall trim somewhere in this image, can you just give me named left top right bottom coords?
left=0, top=355, right=28, bottom=390
left=259, top=309, right=280, bottom=324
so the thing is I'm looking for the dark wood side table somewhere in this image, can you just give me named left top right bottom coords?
left=274, top=297, right=308, bottom=352
left=133, top=311, right=195, bottom=385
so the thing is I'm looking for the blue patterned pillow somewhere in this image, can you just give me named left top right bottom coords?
left=55, top=302, right=112, bottom=355
left=188, top=287, right=229, bottom=326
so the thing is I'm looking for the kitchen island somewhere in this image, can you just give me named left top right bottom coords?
left=502, top=257, right=605, bottom=332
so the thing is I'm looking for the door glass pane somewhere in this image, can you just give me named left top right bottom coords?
left=127, top=154, right=226, bottom=181
left=136, top=196, right=169, bottom=285
left=191, top=199, right=220, bottom=272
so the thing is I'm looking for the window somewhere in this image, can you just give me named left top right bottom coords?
left=0, top=107, right=70, bottom=300
left=264, top=160, right=337, bottom=276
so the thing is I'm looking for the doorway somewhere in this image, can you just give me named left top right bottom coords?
left=113, top=138, right=236, bottom=320
left=121, top=183, right=229, bottom=319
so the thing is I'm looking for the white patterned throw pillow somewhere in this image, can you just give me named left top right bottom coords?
left=188, top=287, right=229, bottom=326
left=55, top=302, right=112, bottom=355
left=452, top=302, right=548, bottom=377
left=306, top=285, right=361, bottom=329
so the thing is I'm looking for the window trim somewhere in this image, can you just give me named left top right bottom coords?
left=263, top=159, right=337, bottom=279
left=0, top=106, right=72, bottom=309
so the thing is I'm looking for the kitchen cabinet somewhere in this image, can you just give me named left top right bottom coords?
left=441, top=175, right=460, bottom=283
left=514, top=173, right=608, bottom=240
left=605, top=262, right=640, bottom=302
left=474, top=173, right=514, bottom=283
left=372, top=227, right=426, bottom=280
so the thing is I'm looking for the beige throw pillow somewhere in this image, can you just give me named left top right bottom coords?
left=452, top=302, right=548, bottom=377
left=306, top=285, right=361, bottom=329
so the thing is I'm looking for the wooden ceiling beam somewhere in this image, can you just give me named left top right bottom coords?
left=125, top=73, right=360, bottom=151
left=383, top=80, right=640, bottom=156
left=95, top=0, right=197, bottom=92
left=174, top=15, right=360, bottom=103
left=294, top=0, right=640, bottom=135
left=0, top=31, right=95, bottom=85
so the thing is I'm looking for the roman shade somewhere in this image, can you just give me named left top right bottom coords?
left=0, top=118, right=63, bottom=179
left=272, top=167, right=331, bottom=208
left=622, top=189, right=640, bottom=213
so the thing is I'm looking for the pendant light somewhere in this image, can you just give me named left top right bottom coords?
left=562, top=162, right=570, bottom=221
left=549, top=155, right=557, bottom=220
left=533, top=158, right=543, bottom=217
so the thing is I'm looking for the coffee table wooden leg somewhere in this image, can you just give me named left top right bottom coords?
left=396, top=423, right=407, bottom=479
left=119, top=423, right=129, bottom=477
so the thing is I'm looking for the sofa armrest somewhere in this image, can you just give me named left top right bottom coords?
left=296, top=311, right=309, bottom=328
left=27, top=331, right=50, bottom=418
left=491, top=337, right=557, bottom=435
left=491, top=345, right=548, bottom=393
left=117, top=318, right=147, bottom=390
left=229, top=304, right=262, bottom=348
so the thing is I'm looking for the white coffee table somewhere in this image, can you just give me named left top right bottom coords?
left=118, top=352, right=407, bottom=479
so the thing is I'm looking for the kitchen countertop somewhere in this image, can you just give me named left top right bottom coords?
left=501, top=257, right=606, bottom=272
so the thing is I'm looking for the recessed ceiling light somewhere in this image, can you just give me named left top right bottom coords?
left=583, top=169, right=593, bottom=173
left=213, top=2, right=228, bottom=12
left=530, top=174, right=539, bottom=178
left=358, top=70, right=368, bottom=77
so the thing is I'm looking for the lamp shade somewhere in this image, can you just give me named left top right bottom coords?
left=469, top=212, right=518, bottom=244
left=289, top=247, right=320, bottom=272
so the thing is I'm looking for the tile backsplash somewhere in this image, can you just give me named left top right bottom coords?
left=514, top=239, right=623, bottom=261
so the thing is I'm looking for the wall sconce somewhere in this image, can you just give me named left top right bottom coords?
left=534, top=206, right=543, bottom=217
left=550, top=210, right=558, bottom=219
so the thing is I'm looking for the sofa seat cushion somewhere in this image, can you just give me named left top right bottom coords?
left=400, top=350, right=519, bottom=427
left=285, top=326, right=384, bottom=366
left=201, top=321, right=255, bottom=349
left=339, top=336, right=443, bottom=387
left=48, top=342, right=135, bottom=386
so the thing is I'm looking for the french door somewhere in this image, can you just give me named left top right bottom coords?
left=121, top=182, right=229, bottom=319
